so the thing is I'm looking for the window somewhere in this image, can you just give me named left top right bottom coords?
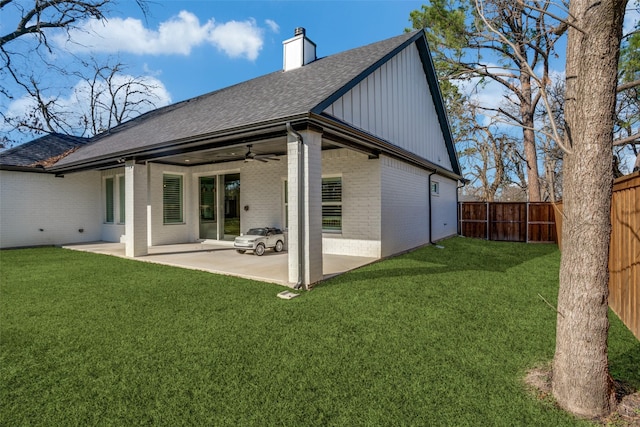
left=163, top=174, right=183, bottom=224
left=322, top=177, right=342, bottom=232
left=431, top=181, right=440, bottom=195
left=283, top=177, right=343, bottom=232
left=119, top=175, right=126, bottom=223
left=105, top=178, right=114, bottom=223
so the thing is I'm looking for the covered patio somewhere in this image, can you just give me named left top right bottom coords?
left=62, top=241, right=377, bottom=287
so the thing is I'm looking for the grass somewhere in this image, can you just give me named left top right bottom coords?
left=1, top=237, right=638, bottom=426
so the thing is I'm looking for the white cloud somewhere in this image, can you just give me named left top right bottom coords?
left=208, top=19, right=263, bottom=61
left=54, top=11, right=266, bottom=60
left=2, top=74, right=171, bottom=136
left=265, top=19, right=280, bottom=33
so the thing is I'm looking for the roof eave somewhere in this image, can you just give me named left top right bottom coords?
left=310, top=113, right=463, bottom=181
left=47, top=114, right=311, bottom=174
left=0, top=164, right=50, bottom=173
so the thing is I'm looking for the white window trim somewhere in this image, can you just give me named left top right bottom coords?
left=163, top=173, right=185, bottom=225
left=282, top=175, right=344, bottom=233
left=321, top=175, right=342, bottom=233
left=431, top=180, right=440, bottom=197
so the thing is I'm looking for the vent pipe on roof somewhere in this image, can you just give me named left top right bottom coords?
left=283, top=27, right=317, bottom=71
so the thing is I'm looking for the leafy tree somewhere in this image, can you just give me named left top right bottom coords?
left=409, top=0, right=568, bottom=201
left=614, top=8, right=640, bottom=170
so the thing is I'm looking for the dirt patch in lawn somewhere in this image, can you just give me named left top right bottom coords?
left=525, top=365, right=640, bottom=426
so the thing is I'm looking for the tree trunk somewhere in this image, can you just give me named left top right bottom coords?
left=552, top=0, right=627, bottom=418
left=520, top=73, right=542, bottom=202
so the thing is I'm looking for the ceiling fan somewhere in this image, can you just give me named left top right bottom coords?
left=244, top=144, right=280, bottom=163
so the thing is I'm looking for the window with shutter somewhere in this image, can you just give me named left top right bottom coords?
left=283, top=177, right=343, bottom=232
left=163, top=174, right=183, bottom=224
left=322, top=177, right=342, bottom=232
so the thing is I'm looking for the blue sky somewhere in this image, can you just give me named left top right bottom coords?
left=0, top=0, right=427, bottom=145
left=105, top=0, right=427, bottom=101
left=1, top=0, right=638, bottom=171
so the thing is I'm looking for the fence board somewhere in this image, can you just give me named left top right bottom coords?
left=459, top=202, right=557, bottom=243
left=490, top=203, right=526, bottom=241
left=609, top=172, right=640, bottom=340
left=528, top=203, right=558, bottom=243
left=459, top=202, right=488, bottom=239
left=554, top=172, right=639, bottom=340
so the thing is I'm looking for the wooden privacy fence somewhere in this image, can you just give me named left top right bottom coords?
left=458, top=202, right=557, bottom=243
left=609, top=172, right=639, bottom=340
left=544, top=171, right=639, bottom=340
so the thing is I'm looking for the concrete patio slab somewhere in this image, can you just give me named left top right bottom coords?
left=62, top=241, right=377, bottom=288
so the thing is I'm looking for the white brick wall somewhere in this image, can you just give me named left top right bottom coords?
left=303, top=130, right=323, bottom=284
left=431, top=176, right=458, bottom=241
left=1, top=148, right=457, bottom=257
left=321, top=149, right=382, bottom=257
left=379, top=156, right=459, bottom=256
left=0, top=170, right=102, bottom=248
left=380, top=156, right=430, bottom=257
left=125, top=161, right=149, bottom=256
left=238, top=157, right=287, bottom=231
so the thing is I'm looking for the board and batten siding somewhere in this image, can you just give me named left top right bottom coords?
left=323, top=43, right=452, bottom=171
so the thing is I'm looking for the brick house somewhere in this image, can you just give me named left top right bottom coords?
left=0, top=29, right=463, bottom=287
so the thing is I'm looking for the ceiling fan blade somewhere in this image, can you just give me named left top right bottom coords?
left=254, top=154, right=280, bottom=161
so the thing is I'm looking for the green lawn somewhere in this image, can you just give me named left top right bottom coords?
left=1, top=238, right=638, bottom=426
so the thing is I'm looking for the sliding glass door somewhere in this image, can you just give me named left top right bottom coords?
left=199, top=177, right=217, bottom=240
left=223, top=173, right=240, bottom=240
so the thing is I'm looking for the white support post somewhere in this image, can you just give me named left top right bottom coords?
left=287, top=128, right=323, bottom=286
left=125, top=160, right=148, bottom=257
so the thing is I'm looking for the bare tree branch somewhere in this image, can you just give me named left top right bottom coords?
left=613, top=132, right=640, bottom=146
left=617, top=79, right=640, bottom=92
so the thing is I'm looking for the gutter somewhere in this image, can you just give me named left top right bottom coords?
left=286, top=123, right=306, bottom=291
left=0, top=165, right=50, bottom=173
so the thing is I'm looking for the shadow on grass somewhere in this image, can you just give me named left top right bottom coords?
left=319, top=237, right=559, bottom=288
left=609, top=315, right=640, bottom=390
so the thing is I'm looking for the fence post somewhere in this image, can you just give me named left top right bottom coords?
left=526, top=202, right=529, bottom=243
left=486, top=202, right=489, bottom=240
left=458, top=202, right=461, bottom=236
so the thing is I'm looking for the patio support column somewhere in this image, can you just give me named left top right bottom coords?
left=287, top=127, right=323, bottom=286
left=125, top=160, right=148, bottom=257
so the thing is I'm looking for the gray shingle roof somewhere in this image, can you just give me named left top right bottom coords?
left=54, top=31, right=419, bottom=167
left=0, top=133, right=91, bottom=167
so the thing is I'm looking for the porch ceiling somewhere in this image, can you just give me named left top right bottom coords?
left=149, top=136, right=342, bottom=167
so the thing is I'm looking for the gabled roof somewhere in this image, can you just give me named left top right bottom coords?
left=0, top=133, right=91, bottom=169
left=51, top=30, right=461, bottom=178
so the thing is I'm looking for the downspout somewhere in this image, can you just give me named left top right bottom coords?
left=286, top=123, right=306, bottom=290
left=428, top=171, right=437, bottom=245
